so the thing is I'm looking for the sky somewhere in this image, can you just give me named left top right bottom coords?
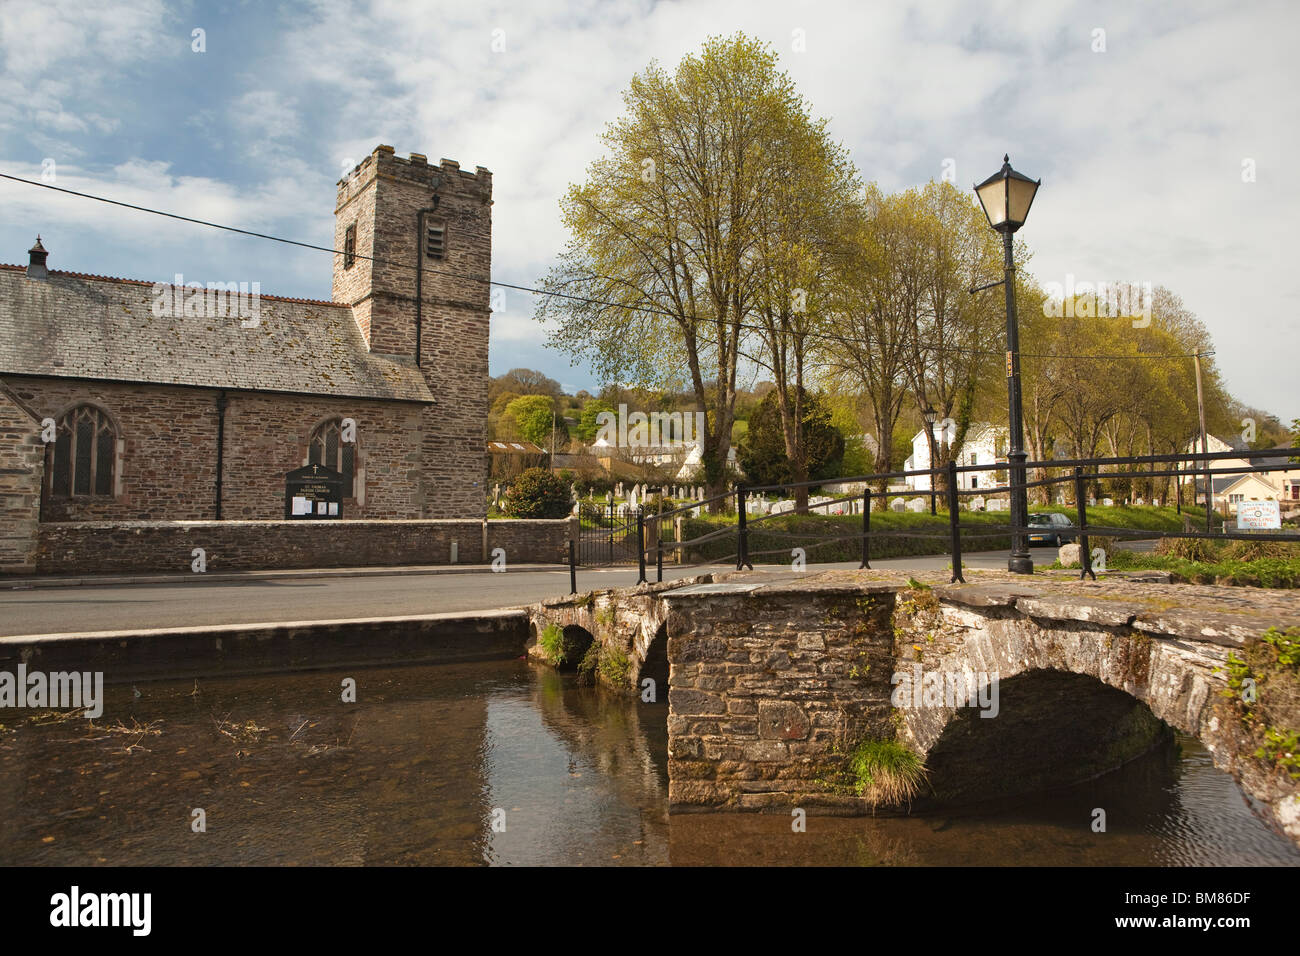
left=1, top=0, right=1296, bottom=423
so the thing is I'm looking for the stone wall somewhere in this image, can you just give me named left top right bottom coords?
left=662, top=582, right=900, bottom=813
left=30, top=517, right=574, bottom=575
left=0, top=384, right=44, bottom=572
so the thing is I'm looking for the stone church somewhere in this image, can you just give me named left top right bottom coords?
left=0, top=145, right=493, bottom=572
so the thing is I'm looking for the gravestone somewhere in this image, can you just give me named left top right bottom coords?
left=987, top=498, right=1005, bottom=511
left=970, top=496, right=985, bottom=511
left=1103, top=498, right=1114, bottom=507
left=890, top=498, right=905, bottom=512
left=907, top=497, right=927, bottom=513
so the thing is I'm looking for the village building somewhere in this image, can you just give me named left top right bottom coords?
left=0, top=145, right=493, bottom=572
left=1181, top=434, right=1300, bottom=508
left=904, top=422, right=1008, bottom=492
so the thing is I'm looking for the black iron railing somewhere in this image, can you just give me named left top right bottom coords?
left=564, top=446, right=1300, bottom=588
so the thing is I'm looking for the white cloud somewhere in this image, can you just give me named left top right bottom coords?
left=0, top=0, right=1296, bottom=417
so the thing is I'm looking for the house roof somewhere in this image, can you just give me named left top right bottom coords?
left=1195, top=473, right=1276, bottom=495
left=0, top=265, right=434, bottom=403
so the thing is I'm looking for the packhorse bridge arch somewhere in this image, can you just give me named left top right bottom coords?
left=529, top=570, right=1299, bottom=848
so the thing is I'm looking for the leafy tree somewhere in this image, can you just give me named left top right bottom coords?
left=503, top=468, right=571, bottom=518
left=490, top=368, right=562, bottom=404
left=575, top=398, right=615, bottom=443
left=743, top=93, right=860, bottom=509
left=504, top=395, right=567, bottom=448
left=538, top=34, right=847, bottom=502
left=739, top=388, right=844, bottom=489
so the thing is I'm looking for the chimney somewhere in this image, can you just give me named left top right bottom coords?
left=26, top=236, right=48, bottom=279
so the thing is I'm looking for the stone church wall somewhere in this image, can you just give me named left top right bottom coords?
left=0, top=384, right=44, bottom=572
left=4, top=377, right=426, bottom=521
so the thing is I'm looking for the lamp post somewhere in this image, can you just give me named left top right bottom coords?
left=922, top=403, right=938, bottom=515
left=974, top=155, right=1040, bottom=575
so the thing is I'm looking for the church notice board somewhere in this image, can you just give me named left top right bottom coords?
left=285, top=463, right=344, bottom=519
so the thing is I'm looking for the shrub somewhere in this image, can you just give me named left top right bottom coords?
left=504, top=467, right=572, bottom=518
left=1086, top=535, right=1117, bottom=556
left=849, top=739, right=928, bottom=806
left=538, top=623, right=566, bottom=666
left=1223, top=626, right=1300, bottom=778
left=1155, top=536, right=1221, bottom=562
left=575, top=642, right=633, bottom=688
left=1222, top=539, right=1300, bottom=562
left=576, top=641, right=601, bottom=684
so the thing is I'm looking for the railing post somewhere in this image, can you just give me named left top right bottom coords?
left=656, top=514, right=663, bottom=583
left=736, top=487, right=752, bottom=570
left=1075, top=466, right=1095, bottom=581
left=637, top=509, right=646, bottom=584
left=569, top=538, right=577, bottom=595
left=608, top=500, right=614, bottom=566
left=947, top=459, right=964, bottom=583
left=860, top=486, right=871, bottom=569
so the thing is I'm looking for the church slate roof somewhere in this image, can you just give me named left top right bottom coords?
left=0, top=266, right=434, bottom=403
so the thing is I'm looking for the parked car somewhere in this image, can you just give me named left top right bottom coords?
left=1027, top=512, right=1076, bottom=546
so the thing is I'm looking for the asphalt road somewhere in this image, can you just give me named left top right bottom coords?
left=0, top=543, right=1150, bottom=638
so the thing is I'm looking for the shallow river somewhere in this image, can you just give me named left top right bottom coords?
left=1, top=659, right=1295, bottom=866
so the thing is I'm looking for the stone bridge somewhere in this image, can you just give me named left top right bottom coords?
left=528, top=569, right=1300, bottom=847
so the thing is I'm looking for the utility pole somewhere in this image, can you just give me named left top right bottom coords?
left=1193, top=349, right=1212, bottom=533
left=550, top=411, right=557, bottom=473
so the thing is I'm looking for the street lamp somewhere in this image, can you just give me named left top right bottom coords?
left=922, top=404, right=938, bottom=515
left=974, top=154, right=1040, bottom=575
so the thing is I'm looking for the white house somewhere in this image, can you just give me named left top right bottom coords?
left=673, top=441, right=740, bottom=481
left=904, top=422, right=1008, bottom=492
left=1181, top=434, right=1300, bottom=508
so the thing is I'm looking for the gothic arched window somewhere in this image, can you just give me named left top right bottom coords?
left=51, top=405, right=117, bottom=496
left=308, top=419, right=357, bottom=496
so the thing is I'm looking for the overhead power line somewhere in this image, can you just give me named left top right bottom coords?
left=1, top=171, right=1201, bottom=363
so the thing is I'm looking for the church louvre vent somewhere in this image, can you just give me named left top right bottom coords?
left=425, top=222, right=446, bottom=259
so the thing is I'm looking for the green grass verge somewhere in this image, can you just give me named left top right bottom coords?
left=1053, top=538, right=1300, bottom=588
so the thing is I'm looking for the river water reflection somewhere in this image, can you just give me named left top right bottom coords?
left=0, top=659, right=1295, bottom=866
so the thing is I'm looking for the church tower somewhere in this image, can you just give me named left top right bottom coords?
left=333, top=144, right=493, bottom=518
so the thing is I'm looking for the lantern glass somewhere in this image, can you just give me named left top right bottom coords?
left=975, top=156, right=1039, bottom=232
